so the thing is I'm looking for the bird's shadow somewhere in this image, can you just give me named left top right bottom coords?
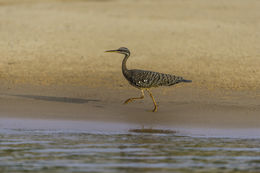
left=6, top=94, right=100, bottom=104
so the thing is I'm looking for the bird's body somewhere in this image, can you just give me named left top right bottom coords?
left=125, top=69, right=190, bottom=89
left=106, top=47, right=191, bottom=112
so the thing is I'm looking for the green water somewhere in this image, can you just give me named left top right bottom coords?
left=1, top=128, right=260, bottom=173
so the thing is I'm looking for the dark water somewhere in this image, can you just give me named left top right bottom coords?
left=1, top=128, right=260, bottom=173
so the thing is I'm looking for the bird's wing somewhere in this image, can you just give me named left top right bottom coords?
left=130, top=69, right=184, bottom=88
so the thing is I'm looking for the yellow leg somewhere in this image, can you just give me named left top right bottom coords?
left=124, top=89, right=144, bottom=104
left=146, top=89, right=158, bottom=112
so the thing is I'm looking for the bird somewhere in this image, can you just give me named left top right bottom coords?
left=105, top=47, right=191, bottom=112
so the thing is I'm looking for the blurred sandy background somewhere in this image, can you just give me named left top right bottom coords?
left=0, top=0, right=259, bottom=90
left=0, top=0, right=259, bottom=128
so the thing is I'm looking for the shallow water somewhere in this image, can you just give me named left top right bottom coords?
left=1, top=127, right=260, bottom=173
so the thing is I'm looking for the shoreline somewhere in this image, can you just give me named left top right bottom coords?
left=1, top=117, right=260, bottom=139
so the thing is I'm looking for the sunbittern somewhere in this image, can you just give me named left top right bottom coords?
left=105, top=47, right=191, bottom=112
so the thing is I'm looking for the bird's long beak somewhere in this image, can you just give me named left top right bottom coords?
left=105, top=49, right=119, bottom=53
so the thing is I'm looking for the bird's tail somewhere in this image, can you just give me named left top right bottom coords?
left=181, top=79, right=192, bottom=83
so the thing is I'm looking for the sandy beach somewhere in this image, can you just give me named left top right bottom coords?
left=0, top=0, right=259, bottom=131
left=1, top=1, right=260, bottom=172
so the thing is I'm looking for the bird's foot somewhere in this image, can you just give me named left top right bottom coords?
left=147, top=108, right=157, bottom=112
left=152, top=106, right=158, bottom=112
left=123, top=99, right=132, bottom=104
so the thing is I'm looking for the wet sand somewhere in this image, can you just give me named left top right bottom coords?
left=0, top=85, right=259, bottom=131
left=0, top=0, right=259, bottom=133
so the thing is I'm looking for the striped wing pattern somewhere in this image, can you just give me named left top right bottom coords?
left=129, top=69, right=184, bottom=88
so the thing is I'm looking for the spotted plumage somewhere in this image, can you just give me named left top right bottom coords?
left=128, top=69, right=189, bottom=88
left=105, top=47, right=191, bottom=112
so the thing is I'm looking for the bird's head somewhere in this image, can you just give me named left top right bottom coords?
left=105, top=47, right=130, bottom=56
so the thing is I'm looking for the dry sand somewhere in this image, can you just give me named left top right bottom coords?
left=0, top=0, right=259, bottom=131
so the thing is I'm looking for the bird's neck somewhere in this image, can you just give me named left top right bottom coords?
left=122, top=53, right=130, bottom=78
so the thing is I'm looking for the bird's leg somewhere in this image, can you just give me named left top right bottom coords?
left=124, top=89, right=144, bottom=104
left=146, top=89, right=158, bottom=112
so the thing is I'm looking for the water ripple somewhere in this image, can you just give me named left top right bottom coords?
left=1, top=128, right=260, bottom=173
